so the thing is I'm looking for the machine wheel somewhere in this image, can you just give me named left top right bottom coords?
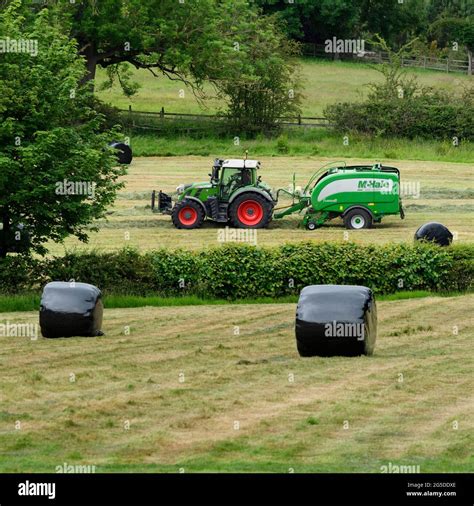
left=306, top=221, right=317, bottom=231
left=229, top=193, right=273, bottom=229
left=344, top=208, right=372, bottom=230
left=172, top=200, right=205, bottom=229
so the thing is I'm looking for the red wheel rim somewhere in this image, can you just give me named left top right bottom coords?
left=178, top=206, right=198, bottom=226
left=237, top=200, right=263, bottom=226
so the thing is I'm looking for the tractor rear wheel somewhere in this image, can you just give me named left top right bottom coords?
left=229, top=193, right=273, bottom=229
left=172, top=200, right=205, bottom=229
left=344, top=208, right=372, bottom=230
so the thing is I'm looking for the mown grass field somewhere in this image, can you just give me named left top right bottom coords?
left=96, top=58, right=472, bottom=117
left=46, top=156, right=474, bottom=255
left=0, top=295, right=472, bottom=472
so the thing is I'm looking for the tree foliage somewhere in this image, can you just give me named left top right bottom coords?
left=255, top=0, right=428, bottom=47
left=0, top=1, right=125, bottom=257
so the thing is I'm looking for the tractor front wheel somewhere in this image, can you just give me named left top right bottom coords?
left=172, top=200, right=205, bottom=229
left=229, top=194, right=273, bottom=229
left=343, top=208, right=372, bottom=230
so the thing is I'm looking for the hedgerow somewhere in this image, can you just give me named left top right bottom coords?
left=0, top=242, right=471, bottom=299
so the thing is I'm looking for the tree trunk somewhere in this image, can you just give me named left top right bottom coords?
left=80, top=42, right=98, bottom=90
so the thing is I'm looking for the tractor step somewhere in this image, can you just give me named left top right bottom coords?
left=216, top=203, right=229, bottom=222
left=206, top=197, right=228, bottom=222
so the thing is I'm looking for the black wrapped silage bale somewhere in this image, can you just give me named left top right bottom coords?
left=295, top=285, right=377, bottom=357
left=414, top=222, right=453, bottom=246
left=109, top=142, right=133, bottom=164
left=39, top=282, right=103, bottom=338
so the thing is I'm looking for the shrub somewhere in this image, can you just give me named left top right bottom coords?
left=201, top=244, right=282, bottom=299
left=325, top=98, right=473, bottom=141
left=43, top=249, right=156, bottom=295
left=324, top=48, right=474, bottom=141
left=0, top=255, right=42, bottom=293
left=276, top=135, right=290, bottom=154
left=0, top=243, right=471, bottom=298
left=150, top=249, right=204, bottom=295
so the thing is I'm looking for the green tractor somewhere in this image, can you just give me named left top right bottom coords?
left=152, top=158, right=275, bottom=229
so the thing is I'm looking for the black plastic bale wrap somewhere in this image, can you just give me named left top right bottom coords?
left=414, top=222, right=453, bottom=246
left=39, top=282, right=104, bottom=338
left=295, top=285, right=377, bottom=357
left=109, top=142, right=133, bottom=165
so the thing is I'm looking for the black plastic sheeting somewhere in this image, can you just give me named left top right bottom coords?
left=414, top=221, right=453, bottom=247
left=0, top=223, right=30, bottom=253
left=295, top=285, right=377, bottom=357
left=110, top=142, right=133, bottom=164
left=39, top=282, right=104, bottom=338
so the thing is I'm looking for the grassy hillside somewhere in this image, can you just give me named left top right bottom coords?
left=0, top=295, right=472, bottom=472
left=96, top=59, right=474, bottom=160
left=96, top=58, right=473, bottom=117
left=45, top=156, right=474, bottom=255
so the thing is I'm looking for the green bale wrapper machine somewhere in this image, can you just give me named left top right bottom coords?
left=274, top=161, right=405, bottom=230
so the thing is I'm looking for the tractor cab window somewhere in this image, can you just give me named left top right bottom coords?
left=220, top=167, right=254, bottom=199
left=221, top=168, right=243, bottom=198
left=241, top=168, right=252, bottom=186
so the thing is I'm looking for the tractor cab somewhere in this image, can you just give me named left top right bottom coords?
left=215, top=159, right=260, bottom=200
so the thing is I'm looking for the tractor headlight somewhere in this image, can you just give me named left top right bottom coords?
left=176, top=184, right=185, bottom=194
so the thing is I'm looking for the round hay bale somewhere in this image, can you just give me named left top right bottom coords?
left=109, top=142, right=133, bottom=164
left=39, top=282, right=103, bottom=338
left=414, top=222, right=453, bottom=246
left=295, top=285, right=377, bottom=357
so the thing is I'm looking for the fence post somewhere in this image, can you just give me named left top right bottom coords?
left=160, top=106, right=164, bottom=119
left=298, top=114, right=301, bottom=125
left=447, top=58, right=449, bottom=73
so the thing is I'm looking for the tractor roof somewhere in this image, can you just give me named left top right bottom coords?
left=222, top=159, right=260, bottom=169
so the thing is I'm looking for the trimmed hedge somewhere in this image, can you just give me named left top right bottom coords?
left=0, top=242, right=472, bottom=299
left=325, top=100, right=474, bottom=141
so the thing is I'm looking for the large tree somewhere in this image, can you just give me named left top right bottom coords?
left=0, top=1, right=125, bottom=257
left=16, top=0, right=299, bottom=95
left=16, top=0, right=302, bottom=127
